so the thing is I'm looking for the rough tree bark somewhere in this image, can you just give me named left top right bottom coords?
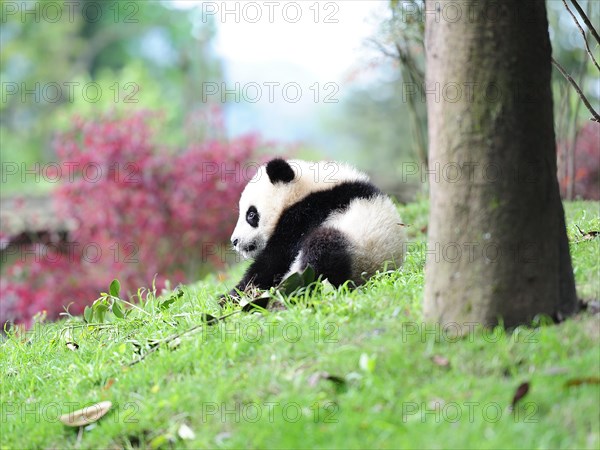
left=423, top=0, right=578, bottom=328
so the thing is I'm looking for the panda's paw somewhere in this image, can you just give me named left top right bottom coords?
left=218, top=290, right=241, bottom=306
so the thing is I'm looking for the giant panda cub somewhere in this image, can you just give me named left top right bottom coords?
left=224, top=158, right=405, bottom=300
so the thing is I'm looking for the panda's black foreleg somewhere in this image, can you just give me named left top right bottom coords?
left=219, top=248, right=292, bottom=304
left=233, top=258, right=275, bottom=293
left=299, top=227, right=353, bottom=287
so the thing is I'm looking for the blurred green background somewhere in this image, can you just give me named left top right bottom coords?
left=1, top=0, right=598, bottom=196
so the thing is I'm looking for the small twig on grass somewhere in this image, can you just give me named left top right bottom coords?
left=127, top=310, right=242, bottom=367
left=551, top=57, right=600, bottom=123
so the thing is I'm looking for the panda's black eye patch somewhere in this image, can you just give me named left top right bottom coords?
left=246, top=206, right=259, bottom=228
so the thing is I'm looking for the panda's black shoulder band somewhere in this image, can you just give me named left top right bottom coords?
left=266, top=158, right=295, bottom=184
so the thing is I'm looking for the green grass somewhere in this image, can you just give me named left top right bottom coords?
left=1, top=200, right=598, bottom=449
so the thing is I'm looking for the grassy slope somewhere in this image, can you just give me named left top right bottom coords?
left=1, top=200, right=598, bottom=449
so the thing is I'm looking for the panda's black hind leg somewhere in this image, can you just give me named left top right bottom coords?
left=299, top=227, right=353, bottom=287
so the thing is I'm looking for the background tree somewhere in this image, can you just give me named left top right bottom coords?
left=550, top=1, right=600, bottom=200
left=360, top=1, right=598, bottom=198
left=423, top=0, right=579, bottom=328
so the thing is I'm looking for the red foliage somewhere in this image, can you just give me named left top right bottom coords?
left=558, top=122, right=600, bottom=200
left=1, top=111, right=266, bottom=326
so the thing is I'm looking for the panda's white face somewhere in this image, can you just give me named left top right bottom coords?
left=230, top=158, right=369, bottom=260
left=230, top=160, right=297, bottom=259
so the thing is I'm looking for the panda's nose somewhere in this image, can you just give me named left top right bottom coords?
left=232, top=238, right=239, bottom=247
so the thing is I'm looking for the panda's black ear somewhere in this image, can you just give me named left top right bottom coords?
left=266, top=158, right=295, bottom=184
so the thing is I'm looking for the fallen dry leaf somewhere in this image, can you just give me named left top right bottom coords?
left=510, top=382, right=530, bottom=410
left=431, top=355, right=450, bottom=368
left=575, top=225, right=599, bottom=241
left=178, top=423, right=196, bottom=440
left=59, top=401, right=112, bottom=427
left=564, top=377, right=600, bottom=387
left=102, top=379, right=115, bottom=391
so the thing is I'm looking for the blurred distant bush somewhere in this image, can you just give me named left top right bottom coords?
left=558, top=122, right=600, bottom=200
left=1, top=111, right=266, bottom=326
left=1, top=1, right=221, bottom=195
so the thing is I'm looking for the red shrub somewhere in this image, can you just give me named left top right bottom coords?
left=1, top=111, right=267, bottom=326
left=558, top=122, right=600, bottom=200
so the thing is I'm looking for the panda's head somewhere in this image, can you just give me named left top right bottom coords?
left=231, top=158, right=298, bottom=259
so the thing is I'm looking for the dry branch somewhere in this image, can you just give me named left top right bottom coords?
left=551, top=57, right=600, bottom=123
left=562, top=0, right=600, bottom=72
left=570, top=0, right=600, bottom=46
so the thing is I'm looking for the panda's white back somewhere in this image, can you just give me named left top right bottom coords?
left=275, top=160, right=406, bottom=284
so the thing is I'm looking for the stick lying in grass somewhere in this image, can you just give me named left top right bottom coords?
left=128, top=268, right=315, bottom=366
left=128, top=310, right=242, bottom=367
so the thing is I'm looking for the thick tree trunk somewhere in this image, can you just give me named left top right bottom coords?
left=423, top=0, right=578, bottom=328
